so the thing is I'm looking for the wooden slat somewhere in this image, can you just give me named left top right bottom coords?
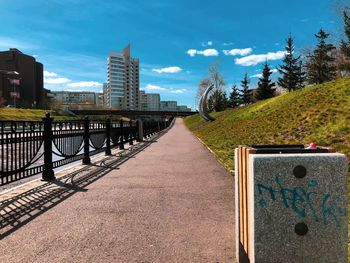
left=246, top=148, right=256, bottom=259
left=238, top=146, right=243, bottom=244
left=238, top=145, right=257, bottom=260
left=242, top=147, right=248, bottom=252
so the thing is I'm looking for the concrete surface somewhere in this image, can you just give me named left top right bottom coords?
left=249, top=154, right=348, bottom=263
left=0, top=118, right=235, bottom=263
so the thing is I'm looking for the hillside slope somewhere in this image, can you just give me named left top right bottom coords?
left=0, top=109, right=77, bottom=121
left=184, top=78, right=350, bottom=170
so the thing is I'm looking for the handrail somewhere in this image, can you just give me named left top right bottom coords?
left=0, top=114, right=173, bottom=186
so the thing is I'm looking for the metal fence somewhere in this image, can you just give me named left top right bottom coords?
left=0, top=113, right=173, bottom=186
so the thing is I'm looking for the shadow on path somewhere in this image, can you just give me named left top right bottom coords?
left=0, top=127, right=171, bottom=239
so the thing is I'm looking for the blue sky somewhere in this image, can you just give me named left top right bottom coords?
left=0, top=0, right=344, bottom=109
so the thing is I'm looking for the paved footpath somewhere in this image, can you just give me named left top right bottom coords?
left=0, top=118, right=235, bottom=263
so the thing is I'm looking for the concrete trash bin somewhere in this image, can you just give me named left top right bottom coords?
left=234, top=145, right=348, bottom=263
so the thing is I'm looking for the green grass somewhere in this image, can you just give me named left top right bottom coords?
left=185, top=78, right=350, bottom=170
left=0, top=108, right=132, bottom=122
left=0, top=108, right=77, bottom=121
left=185, top=78, right=350, bottom=260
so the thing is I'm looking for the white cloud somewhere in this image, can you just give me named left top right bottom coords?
left=187, top=49, right=197, bottom=57
left=250, top=68, right=278, bottom=78
left=201, top=41, right=213, bottom=47
left=187, top=48, right=219, bottom=57
left=44, top=77, right=71, bottom=84
left=199, top=49, right=219, bottom=56
left=145, top=84, right=166, bottom=91
left=67, top=81, right=102, bottom=87
left=235, top=51, right=286, bottom=66
left=223, top=48, right=252, bottom=56
left=143, top=84, right=188, bottom=94
left=44, top=70, right=58, bottom=77
left=170, top=89, right=187, bottom=93
left=152, top=66, right=182, bottom=74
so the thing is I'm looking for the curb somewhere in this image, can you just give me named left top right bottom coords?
left=195, top=136, right=234, bottom=175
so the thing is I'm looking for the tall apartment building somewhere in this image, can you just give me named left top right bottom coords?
left=140, top=91, right=160, bottom=111
left=105, top=44, right=140, bottom=110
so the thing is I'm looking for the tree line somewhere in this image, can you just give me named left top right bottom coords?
left=199, top=8, right=350, bottom=112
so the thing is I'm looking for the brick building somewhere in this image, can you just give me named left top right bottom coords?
left=0, top=48, right=49, bottom=108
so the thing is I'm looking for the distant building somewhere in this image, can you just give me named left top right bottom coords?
left=0, top=48, right=49, bottom=108
left=140, top=90, right=147, bottom=111
left=51, top=91, right=103, bottom=109
left=176, top=105, right=191, bottom=112
left=104, top=44, right=140, bottom=110
left=140, top=91, right=160, bottom=111
left=160, top=101, right=177, bottom=111
left=103, top=82, right=110, bottom=107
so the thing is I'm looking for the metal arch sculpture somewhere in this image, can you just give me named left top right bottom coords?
left=199, top=83, right=215, bottom=121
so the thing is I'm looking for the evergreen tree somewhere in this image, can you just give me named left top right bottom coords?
left=256, top=62, right=276, bottom=100
left=228, top=84, right=241, bottom=108
left=278, top=34, right=306, bottom=91
left=340, top=10, right=350, bottom=72
left=241, top=74, right=251, bottom=104
left=207, top=94, right=214, bottom=112
left=307, top=29, right=337, bottom=84
left=296, top=61, right=306, bottom=89
left=208, top=89, right=227, bottom=112
left=210, top=89, right=227, bottom=112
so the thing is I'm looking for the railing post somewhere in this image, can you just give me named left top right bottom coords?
left=144, top=122, right=148, bottom=138
left=82, top=116, right=91, bottom=164
left=157, top=121, right=160, bottom=132
left=105, top=117, right=111, bottom=155
left=129, top=120, right=134, bottom=145
left=119, top=119, right=124, bottom=150
left=137, top=119, right=143, bottom=142
left=42, top=112, right=55, bottom=181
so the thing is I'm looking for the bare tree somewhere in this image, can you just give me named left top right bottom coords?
left=196, top=78, right=211, bottom=101
left=209, top=61, right=225, bottom=91
left=196, top=61, right=226, bottom=110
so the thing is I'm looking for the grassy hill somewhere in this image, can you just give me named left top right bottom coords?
left=0, top=108, right=131, bottom=121
left=185, top=77, right=350, bottom=260
left=184, top=78, right=350, bottom=171
left=0, top=108, right=77, bottom=121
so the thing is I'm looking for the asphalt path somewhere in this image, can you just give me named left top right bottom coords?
left=0, top=118, right=235, bottom=263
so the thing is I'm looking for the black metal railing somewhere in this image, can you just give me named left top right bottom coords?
left=0, top=114, right=174, bottom=186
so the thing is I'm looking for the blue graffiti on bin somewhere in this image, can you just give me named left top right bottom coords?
left=256, top=176, right=347, bottom=227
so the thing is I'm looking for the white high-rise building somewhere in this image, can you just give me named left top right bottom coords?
left=105, top=44, right=140, bottom=110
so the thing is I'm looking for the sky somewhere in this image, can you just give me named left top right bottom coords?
left=0, top=0, right=346, bottom=109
